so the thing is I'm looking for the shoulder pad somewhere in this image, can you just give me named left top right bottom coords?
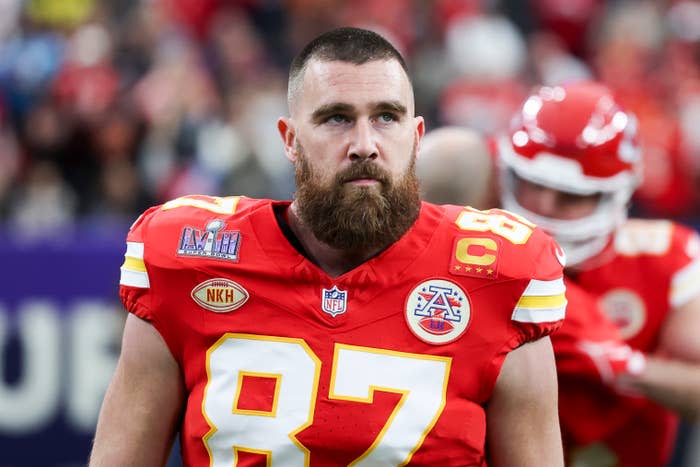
left=123, top=195, right=265, bottom=272
left=444, top=206, right=564, bottom=280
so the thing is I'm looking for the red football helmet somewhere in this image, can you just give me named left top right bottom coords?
left=498, top=81, right=642, bottom=266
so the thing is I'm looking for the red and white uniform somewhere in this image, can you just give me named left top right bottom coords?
left=119, top=195, right=566, bottom=467
left=556, top=219, right=700, bottom=467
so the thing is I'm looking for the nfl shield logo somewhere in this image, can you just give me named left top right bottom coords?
left=322, top=286, right=347, bottom=317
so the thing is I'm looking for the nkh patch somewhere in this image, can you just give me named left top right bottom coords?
left=178, top=219, right=241, bottom=262
left=322, top=286, right=347, bottom=317
left=405, top=279, right=471, bottom=345
left=191, top=278, right=249, bottom=312
left=449, top=237, right=501, bottom=279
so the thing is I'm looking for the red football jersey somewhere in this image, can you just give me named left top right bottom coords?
left=557, top=219, right=700, bottom=467
left=119, top=196, right=566, bottom=467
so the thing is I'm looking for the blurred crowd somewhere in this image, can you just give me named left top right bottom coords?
left=1, top=0, right=700, bottom=236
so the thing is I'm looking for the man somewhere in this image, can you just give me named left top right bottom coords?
left=416, top=126, right=497, bottom=208
left=497, top=80, right=700, bottom=466
left=90, top=27, right=567, bottom=466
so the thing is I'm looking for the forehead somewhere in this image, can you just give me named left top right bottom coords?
left=295, top=59, right=414, bottom=114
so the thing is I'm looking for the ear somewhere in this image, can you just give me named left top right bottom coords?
left=278, top=117, right=297, bottom=162
left=414, top=116, right=425, bottom=158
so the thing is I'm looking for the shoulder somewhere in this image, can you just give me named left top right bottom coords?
left=124, top=195, right=272, bottom=269
left=613, top=219, right=696, bottom=257
left=612, top=218, right=699, bottom=270
left=608, top=218, right=700, bottom=307
left=119, top=195, right=271, bottom=312
left=433, top=204, right=565, bottom=282
left=127, top=195, right=270, bottom=249
left=419, top=204, right=566, bottom=347
left=129, top=195, right=267, bottom=240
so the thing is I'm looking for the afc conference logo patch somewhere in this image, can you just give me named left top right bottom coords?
left=191, top=278, right=249, bottom=312
left=598, top=288, right=646, bottom=340
left=322, top=286, right=347, bottom=317
left=449, top=237, right=501, bottom=280
left=178, top=219, right=241, bottom=262
left=405, top=279, right=471, bottom=345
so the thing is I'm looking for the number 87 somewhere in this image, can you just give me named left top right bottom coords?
left=203, top=334, right=451, bottom=466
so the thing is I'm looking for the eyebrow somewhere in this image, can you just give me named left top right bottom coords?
left=311, top=103, right=354, bottom=123
left=374, top=101, right=407, bottom=116
left=310, top=101, right=408, bottom=123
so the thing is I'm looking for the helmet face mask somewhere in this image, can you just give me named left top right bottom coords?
left=498, top=81, right=642, bottom=267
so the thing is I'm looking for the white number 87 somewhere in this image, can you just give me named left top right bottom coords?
left=203, top=334, right=451, bottom=466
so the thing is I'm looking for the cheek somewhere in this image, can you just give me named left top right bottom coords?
left=388, top=137, right=417, bottom=171
left=301, top=135, right=344, bottom=163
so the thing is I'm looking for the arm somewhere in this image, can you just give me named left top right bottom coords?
left=616, top=294, right=700, bottom=420
left=89, top=314, right=185, bottom=466
left=486, top=336, right=564, bottom=467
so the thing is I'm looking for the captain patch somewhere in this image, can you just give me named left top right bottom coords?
left=450, top=237, right=501, bottom=279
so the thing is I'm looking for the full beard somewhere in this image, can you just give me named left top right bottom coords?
left=293, top=144, right=421, bottom=251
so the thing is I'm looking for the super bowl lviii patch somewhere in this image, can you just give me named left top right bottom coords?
left=178, top=219, right=241, bottom=261
left=405, top=279, right=471, bottom=345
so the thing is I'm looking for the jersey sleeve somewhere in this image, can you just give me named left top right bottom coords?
left=669, top=224, right=700, bottom=308
left=119, top=205, right=161, bottom=321
left=117, top=195, right=252, bottom=362
left=552, top=279, right=646, bottom=384
left=554, top=280, right=649, bottom=445
left=448, top=206, right=567, bottom=345
left=509, top=226, right=567, bottom=345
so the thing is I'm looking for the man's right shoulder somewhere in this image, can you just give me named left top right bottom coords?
left=123, top=195, right=271, bottom=274
left=127, top=195, right=268, bottom=242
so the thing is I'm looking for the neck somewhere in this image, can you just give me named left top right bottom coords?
left=287, top=202, right=388, bottom=277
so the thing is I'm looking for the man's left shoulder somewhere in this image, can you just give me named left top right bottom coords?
left=434, top=204, right=565, bottom=281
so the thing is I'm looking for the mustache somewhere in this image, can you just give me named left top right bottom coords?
left=336, top=161, right=390, bottom=185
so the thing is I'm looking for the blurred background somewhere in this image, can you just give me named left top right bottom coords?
left=1, top=0, right=699, bottom=465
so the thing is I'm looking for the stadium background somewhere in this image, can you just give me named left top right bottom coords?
left=1, top=0, right=699, bottom=465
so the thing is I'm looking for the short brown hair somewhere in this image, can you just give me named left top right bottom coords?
left=287, top=27, right=409, bottom=106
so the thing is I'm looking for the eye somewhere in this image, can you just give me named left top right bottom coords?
left=325, top=114, right=350, bottom=124
left=377, top=112, right=397, bottom=123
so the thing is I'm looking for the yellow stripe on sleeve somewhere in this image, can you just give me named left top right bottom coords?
left=121, top=255, right=147, bottom=272
left=516, top=294, right=567, bottom=309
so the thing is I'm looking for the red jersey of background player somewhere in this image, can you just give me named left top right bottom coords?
left=118, top=195, right=566, bottom=466
left=558, top=219, right=700, bottom=466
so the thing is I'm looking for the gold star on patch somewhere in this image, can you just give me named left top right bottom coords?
left=465, top=266, right=472, bottom=272
left=454, top=265, right=461, bottom=271
left=476, top=267, right=483, bottom=273
left=487, top=269, right=493, bottom=274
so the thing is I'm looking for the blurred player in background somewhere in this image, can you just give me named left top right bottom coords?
left=498, top=80, right=700, bottom=466
left=417, top=126, right=497, bottom=208
left=89, top=27, right=568, bottom=466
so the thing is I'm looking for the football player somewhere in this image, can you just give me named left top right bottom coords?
left=498, top=80, right=700, bottom=466
left=416, top=126, right=497, bottom=208
left=89, top=28, right=567, bottom=466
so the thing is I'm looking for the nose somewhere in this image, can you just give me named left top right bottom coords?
left=348, top=118, right=378, bottom=161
